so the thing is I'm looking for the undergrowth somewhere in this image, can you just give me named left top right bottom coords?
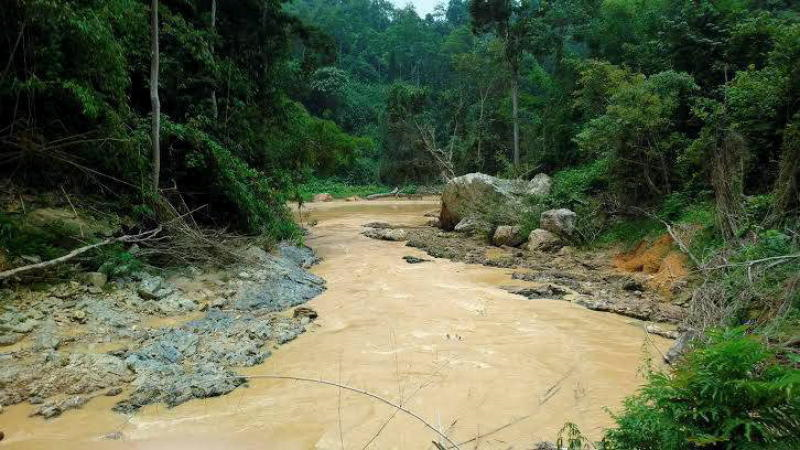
left=602, top=328, right=800, bottom=450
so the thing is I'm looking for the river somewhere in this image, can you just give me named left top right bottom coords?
left=2, top=198, right=668, bottom=449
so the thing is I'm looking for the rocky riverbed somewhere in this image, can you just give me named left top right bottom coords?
left=0, top=242, right=325, bottom=420
left=360, top=222, right=689, bottom=325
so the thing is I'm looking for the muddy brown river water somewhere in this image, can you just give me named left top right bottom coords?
left=2, top=199, right=668, bottom=449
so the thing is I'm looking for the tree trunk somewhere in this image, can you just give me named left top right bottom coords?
left=210, top=0, right=218, bottom=120
left=769, top=121, right=800, bottom=224
left=511, top=70, right=520, bottom=168
left=711, top=129, right=746, bottom=242
left=150, top=0, right=161, bottom=190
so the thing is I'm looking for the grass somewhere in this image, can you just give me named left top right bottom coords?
left=295, top=178, right=419, bottom=202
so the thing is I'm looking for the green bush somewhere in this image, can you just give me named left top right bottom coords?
left=603, top=328, right=800, bottom=450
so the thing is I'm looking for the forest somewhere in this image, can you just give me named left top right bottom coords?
left=1, top=0, right=799, bottom=448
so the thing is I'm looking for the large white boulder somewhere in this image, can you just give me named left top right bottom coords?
left=540, top=208, right=577, bottom=237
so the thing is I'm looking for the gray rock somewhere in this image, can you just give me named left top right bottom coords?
left=84, top=272, right=107, bottom=288
left=528, top=173, right=552, bottom=196
left=233, top=253, right=325, bottom=311
left=440, top=173, right=519, bottom=230
left=361, top=227, right=407, bottom=241
left=664, top=330, right=698, bottom=364
left=453, top=217, right=489, bottom=234
left=105, top=387, right=123, bottom=396
left=492, top=225, right=525, bottom=247
left=242, top=246, right=270, bottom=262
left=527, top=229, right=562, bottom=252
left=137, top=275, right=173, bottom=300
left=277, top=243, right=319, bottom=268
left=402, top=256, right=429, bottom=264
left=540, top=208, right=577, bottom=237
left=103, top=431, right=124, bottom=440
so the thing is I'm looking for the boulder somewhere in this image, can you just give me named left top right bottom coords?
left=84, top=272, right=107, bottom=288
left=528, top=173, right=552, bottom=196
left=312, top=193, right=333, bottom=202
left=492, top=225, right=525, bottom=247
left=540, top=208, right=577, bottom=237
left=527, top=229, right=562, bottom=252
left=439, top=173, right=519, bottom=230
left=361, top=228, right=407, bottom=241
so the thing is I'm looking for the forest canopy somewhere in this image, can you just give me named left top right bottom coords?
left=1, top=0, right=799, bottom=237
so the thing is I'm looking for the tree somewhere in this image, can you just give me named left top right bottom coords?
left=469, top=0, right=527, bottom=169
left=150, top=0, right=161, bottom=190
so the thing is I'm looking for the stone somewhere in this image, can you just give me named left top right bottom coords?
left=453, top=217, right=487, bottom=234
left=492, top=225, right=525, bottom=247
left=103, top=431, right=124, bottom=440
left=527, top=229, right=562, bottom=252
left=136, top=275, right=173, bottom=300
left=540, top=208, right=577, bottom=237
left=646, top=324, right=680, bottom=340
left=105, top=387, right=123, bottom=396
left=402, top=256, right=429, bottom=264
left=439, top=173, right=521, bottom=230
left=293, top=307, right=318, bottom=320
left=345, top=196, right=362, bottom=202
left=363, top=222, right=392, bottom=229
left=84, top=272, right=107, bottom=288
left=312, top=193, right=333, bottom=202
left=73, top=310, right=87, bottom=323
left=664, top=330, right=698, bottom=364
left=361, top=228, right=407, bottom=241
left=242, top=246, right=270, bottom=262
left=527, top=173, right=552, bottom=196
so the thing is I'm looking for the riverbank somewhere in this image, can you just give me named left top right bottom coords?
left=0, top=242, right=324, bottom=431
left=1, top=198, right=670, bottom=449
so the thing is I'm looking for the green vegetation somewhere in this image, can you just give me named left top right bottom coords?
left=1, top=0, right=799, bottom=446
left=604, top=329, right=800, bottom=450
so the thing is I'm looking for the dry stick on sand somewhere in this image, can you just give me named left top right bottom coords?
left=241, top=374, right=462, bottom=450
left=0, top=226, right=163, bottom=280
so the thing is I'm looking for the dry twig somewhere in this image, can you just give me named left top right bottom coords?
left=242, top=374, right=461, bottom=450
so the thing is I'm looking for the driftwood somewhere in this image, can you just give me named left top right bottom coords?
left=0, top=227, right=162, bottom=280
left=366, top=187, right=400, bottom=200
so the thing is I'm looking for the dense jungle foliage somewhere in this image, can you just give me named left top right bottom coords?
left=1, top=0, right=800, bottom=447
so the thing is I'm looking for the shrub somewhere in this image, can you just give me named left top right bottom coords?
left=603, top=328, right=800, bottom=450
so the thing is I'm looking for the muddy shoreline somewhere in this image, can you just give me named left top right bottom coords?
left=394, top=223, right=688, bottom=324
left=0, top=242, right=324, bottom=422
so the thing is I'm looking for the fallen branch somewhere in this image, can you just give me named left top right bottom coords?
left=241, top=374, right=461, bottom=449
left=0, top=227, right=162, bottom=280
left=701, top=253, right=800, bottom=271
left=366, top=187, right=400, bottom=200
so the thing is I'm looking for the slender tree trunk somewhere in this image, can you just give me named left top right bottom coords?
left=210, top=0, right=218, bottom=120
left=150, top=0, right=161, bottom=190
left=511, top=70, right=520, bottom=168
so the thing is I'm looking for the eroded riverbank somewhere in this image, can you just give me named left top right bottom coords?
left=2, top=199, right=669, bottom=449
